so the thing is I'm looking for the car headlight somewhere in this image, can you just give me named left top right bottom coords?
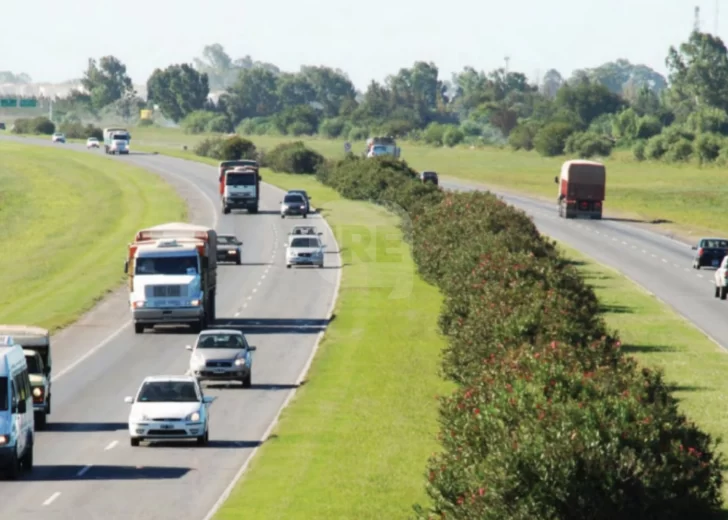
left=189, top=299, right=201, bottom=306
left=186, top=411, right=201, bottom=422
left=32, top=387, right=43, bottom=398
left=132, top=300, right=145, bottom=308
left=132, top=414, right=150, bottom=422
left=227, top=250, right=236, bottom=254
left=0, top=435, right=7, bottom=445
left=191, top=353, right=205, bottom=367
left=234, top=357, right=246, bottom=366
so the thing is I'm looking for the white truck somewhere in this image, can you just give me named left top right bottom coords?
left=125, top=223, right=218, bottom=334
left=714, top=256, right=728, bottom=299
left=365, top=136, right=401, bottom=158
left=103, top=127, right=131, bottom=154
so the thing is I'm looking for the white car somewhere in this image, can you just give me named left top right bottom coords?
left=86, top=137, right=100, bottom=149
left=286, top=234, right=326, bottom=268
left=124, top=375, right=214, bottom=447
left=714, top=256, right=728, bottom=299
left=186, top=329, right=255, bottom=387
left=51, top=133, right=65, bottom=143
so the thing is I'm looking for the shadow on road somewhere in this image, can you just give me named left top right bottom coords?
left=602, top=217, right=673, bottom=225
left=205, top=382, right=301, bottom=391
left=15, top=465, right=190, bottom=481
left=147, top=440, right=261, bottom=449
left=214, top=316, right=335, bottom=335
left=44, top=422, right=127, bottom=433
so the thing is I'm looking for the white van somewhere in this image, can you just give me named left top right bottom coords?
left=0, top=336, right=34, bottom=478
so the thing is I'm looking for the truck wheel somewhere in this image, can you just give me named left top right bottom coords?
left=35, top=412, right=46, bottom=430
left=134, top=323, right=145, bottom=334
left=249, top=205, right=258, bottom=214
left=6, top=451, right=20, bottom=480
left=21, top=442, right=33, bottom=471
left=223, top=206, right=231, bottom=215
left=46, top=395, right=51, bottom=415
left=721, top=287, right=727, bottom=300
left=715, top=286, right=720, bottom=298
left=209, top=292, right=216, bottom=322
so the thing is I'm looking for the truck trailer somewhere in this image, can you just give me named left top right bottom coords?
left=365, top=137, right=401, bottom=158
left=555, top=160, right=606, bottom=219
left=124, top=223, right=218, bottom=334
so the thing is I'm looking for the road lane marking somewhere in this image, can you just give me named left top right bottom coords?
left=76, top=465, right=92, bottom=477
left=104, top=440, right=118, bottom=451
left=43, top=492, right=61, bottom=506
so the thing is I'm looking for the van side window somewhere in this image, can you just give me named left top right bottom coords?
left=13, top=371, right=28, bottom=402
left=10, top=380, right=17, bottom=408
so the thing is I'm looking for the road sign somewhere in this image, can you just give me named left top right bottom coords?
left=19, top=99, right=37, bottom=108
left=0, top=98, right=17, bottom=107
left=344, top=142, right=351, bottom=153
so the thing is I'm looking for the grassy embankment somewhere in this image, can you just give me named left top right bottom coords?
left=0, top=141, right=184, bottom=331
left=129, top=126, right=728, bottom=241
left=195, top=168, right=728, bottom=517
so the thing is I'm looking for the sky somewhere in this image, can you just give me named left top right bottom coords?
left=0, top=0, right=721, bottom=90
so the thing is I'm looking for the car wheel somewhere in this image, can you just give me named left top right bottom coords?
left=196, top=430, right=208, bottom=446
left=21, top=443, right=33, bottom=471
left=236, top=255, right=242, bottom=265
left=35, top=412, right=47, bottom=430
left=721, top=287, right=727, bottom=300
left=281, top=215, right=285, bottom=219
left=134, top=323, right=144, bottom=334
left=286, top=264, right=291, bottom=269
left=303, top=213, right=307, bottom=219
left=6, top=451, right=20, bottom=480
left=130, top=437, right=140, bottom=447
left=715, top=286, right=720, bottom=298
left=242, top=372, right=252, bottom=388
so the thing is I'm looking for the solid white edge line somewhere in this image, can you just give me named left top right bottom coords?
left=42, top=492, right=61, bottom=506
left=200, top=183, right=343, bottom=520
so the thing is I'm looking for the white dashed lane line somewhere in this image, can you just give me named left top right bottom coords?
left=42, top=492, right=61, bottom=506
left=104, top=440, right=118, bottom=451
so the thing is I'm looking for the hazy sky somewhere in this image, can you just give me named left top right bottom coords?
left=1, top=0, right=719, bottom=89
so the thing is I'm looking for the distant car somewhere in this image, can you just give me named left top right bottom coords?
left=186, top=329, right=256, bottom=387
left=289, top=225, right=320, bottom=237
left=420, top=171, right=439, bottom=185
left=0, top=122, right=6, bottom=130
left=287, top=190, right=312, bottom=213
left=124, top=375, right=214, bottom=447
left=51, top=133, right=65, bottom=143
left=714, top=256, right=728, bottom=299
left=217, top=234, right=242, bottom=264
left=280, top=193, right=308, bottom=218
left=86, top=137, right=100, bottom=149
left=692, top=237, right=728, bottom=269
left=286, top=233, right=325, bottom=268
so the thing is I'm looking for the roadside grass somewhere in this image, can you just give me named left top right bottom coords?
left=213, top=170, right=450, bottom=519
left=129, top=126, right=728, bottom=240
left=558, top=242, right=728, bottom=501
left=0, top=141, right=185, bottom=331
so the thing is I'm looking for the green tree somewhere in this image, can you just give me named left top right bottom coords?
left=81, top=56, right=134, bottom=110
left=555, top=78, right=625, bottom=127
left=222, top=67, right=280, bottom=124
left=147, top=64, right=210, bottom=122
left=299, top=66, right=357, bottom=118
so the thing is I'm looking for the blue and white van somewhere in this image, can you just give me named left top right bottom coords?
left=0, top=336, right=34, bottom=478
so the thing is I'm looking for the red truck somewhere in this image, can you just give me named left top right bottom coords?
left=555, top=160, right=606, bottom=219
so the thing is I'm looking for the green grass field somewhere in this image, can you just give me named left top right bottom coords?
left=0, top=141, right=185, bottom=331
left=127, top=126, right=728, bottom=241
left=203, top=169, right=728, bottom=517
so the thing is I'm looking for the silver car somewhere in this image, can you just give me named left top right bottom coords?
left=286, top=234, right=326, bottom=268
left=280, top=193, right=308, bottom=218
left=186, top=329, right=256, bottom=387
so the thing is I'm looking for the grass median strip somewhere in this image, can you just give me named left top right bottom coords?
left=0, top=140, right=185, bottom=331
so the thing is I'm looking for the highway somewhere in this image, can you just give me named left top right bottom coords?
left=1, top=133, right=724, bottom=518
left=443, top=177, right=728, bottom=350
left=0, top=135, right=342, bottom=519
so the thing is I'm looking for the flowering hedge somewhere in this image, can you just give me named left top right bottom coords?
left=315, top=156, right=723, bottom=516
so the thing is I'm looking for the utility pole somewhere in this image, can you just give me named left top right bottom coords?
left=695, top=5, right=701, bottom=32
left=716, top=0, right=720, bottom=34
left=49, top=98, right=53, bottom=122
left=504, top=56, right=510, bottom=75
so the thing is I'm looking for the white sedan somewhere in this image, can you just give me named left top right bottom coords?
left=286, top=234, right=326, bottom=268
left=86, top=137, right=100, bottom=149
left=124, top=375, right=214, bottom=447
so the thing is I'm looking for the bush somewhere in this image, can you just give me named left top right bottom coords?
left=508, top=122, right=539, bottom=151
left=533, top=122, right=575, bottom=156
left=564, top=131, right=614, bottom=158
left=58, top=121, right=102, bottom=140
left=319, top=117, right=348, bottom=139
left=414, top=344, right=723, bottom=520
left=193, top=136, right=225, bottom=159
left=664, top=138, right=693, bottom=162
left=636, top=115, right=662, bottom=140
left=443, top=127, right=465, bottom=147
left=219, top=135, right=256, bottom=160
left=12, top=117, right=55, bottom=135
left=633, top=139, right=647, bottom=161
left=695, top=133, right=723, bottom=164
left=206, top=115, right=233, bottom=133
left=266, top=141, right=324, bottom=174
left=181, top=110, right=217, bottom=134
left=644, top=134, right=668, bottom=160
left=348, top=126, right=369, bottom=141
left=137, top=119, right=154, bottom=127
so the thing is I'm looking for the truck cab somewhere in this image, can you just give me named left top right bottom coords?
left=0, top=326, right=50, bottom=430
left=365, top=136, right=401, bottom=158
left=103, top=127, right=131, bottom=154
left=221, top=166, right=260, bottom=214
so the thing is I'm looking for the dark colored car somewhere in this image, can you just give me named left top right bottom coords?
left=420, top=171, right=439, bottom=185
left=217, top=235, right=242, bottom=264
left=287, top=190, right=311, bottom=213
left=280, top=194, right=308, bottom=218
left=692, top=237, right=728, bottom=269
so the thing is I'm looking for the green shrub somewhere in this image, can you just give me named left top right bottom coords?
left=443, top=127, right=465, bottom=147
left=137, top=119, right=154, bottom=127
left=508, top=122, right=539, bottom=151
left=644, top=135, right=668, bottom=160
left=180, top=110, right=217, bottom=134
left=348, top=126, right=368, bottom=141
left=422, top=122, right=450, bottom=146
left=266, top=141, right=324, bottom=174
left=206, top=115, right=233, bottom=133
left=319, top=117, right=348, bottom=138
left=664, top=138, right=693, bottom=162
left=219, top=135, right=256, bottom=160
left=58, top=121, right=102, bottom=140
left=636, top=115, right=662, bottom=140
left=193, top=136, right=224, bottom=159
left=695, top=133, right=723, bottom=163
left=415, top=344, right=723, bottom=520
left=533, top=122, right=575, bottom=156
left=12, top=117, right=55, bottom=135
left=633, top=140, right=647, bottom=161
left=563, top=131, right=614, bottom=158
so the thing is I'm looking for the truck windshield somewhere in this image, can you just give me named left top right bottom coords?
left=0, top=377, right=7, bottom=411
left=112, top=134, right=128, bottom=140
left=226, top=173, right=255, bottom=186
left=24, top=355, right=41, bottom=374
left=135, top=256, right=199, bottom=275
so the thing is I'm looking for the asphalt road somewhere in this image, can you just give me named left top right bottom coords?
left=443, top=177, right=728, bottom=350
left=0, top=135, right=341, bottom=519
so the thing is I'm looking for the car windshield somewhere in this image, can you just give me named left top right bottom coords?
left=135, top=255, right=198, bottom=275
left=284, top=195, right=303, bottom=203
left=88, top=138, right=97, bottom=142
left=226, top=172, right=255, bottom=186
left=197, top=334, right=246, bottom=349
left=218, top=236, right=236, bottom=245
left=290, top=191, right=307, bottom=198
left=0, top=377, right=6, bottom=411
left=703, top=239, right=728, bottom=248
left=24, top=355, right=41, bottom=374
left=291, top=237, right=320, bottom=248
left=137, top=381, right=199, bottom=402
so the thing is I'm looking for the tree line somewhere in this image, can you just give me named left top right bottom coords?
left=13, top=30, right=728, bottom=164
